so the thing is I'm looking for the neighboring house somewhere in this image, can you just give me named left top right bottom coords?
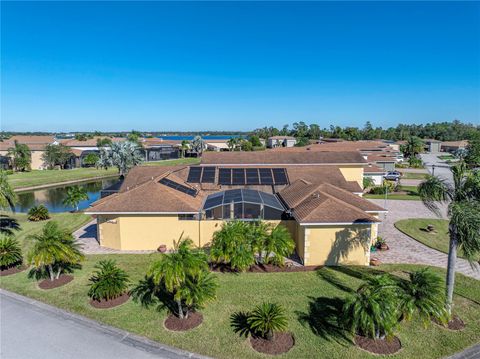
left=441, top=140, right=469, bottom=153
left=267, top=136, right=297, bottom=148
left=364, top=165, right=386, bottom=186
left=367, top=155, right=396, bottom=172
left=205, top=140, right=230, bottom=152
left=424, top=139, right=442, bottom=153
left=87, top=150, right=386, bottom=266
left=0, top=135, right=56, bottom=170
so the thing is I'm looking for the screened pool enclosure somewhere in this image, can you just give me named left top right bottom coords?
left=202, top=189, right=285, bottom=220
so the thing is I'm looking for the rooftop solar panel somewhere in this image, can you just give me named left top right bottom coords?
left=272, top=168, right=288, bottom=185
left=218, top=168, right=232, bottom=185
left=159, top=178, right=197, bottom=197
left=259, top=168, right=274, bottom=185
left=232, top=168, right=246, bottom=185
left=187, top=167, right=202, bottom=183
left=246, top=168, right=260, bottom=185
left=201, top=167, right=216, bottom=183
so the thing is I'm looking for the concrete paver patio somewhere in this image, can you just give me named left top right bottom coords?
left=370, top=199, right=480, bottom=280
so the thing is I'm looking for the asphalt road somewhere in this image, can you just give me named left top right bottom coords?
left=0, top=291, right=203, bottom=359
left=421, top=153, right=454, bottom=184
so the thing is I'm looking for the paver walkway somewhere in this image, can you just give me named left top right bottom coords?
left=370, top=199, right=480, bottom=280
left=74, top=220, right=154, bottom=254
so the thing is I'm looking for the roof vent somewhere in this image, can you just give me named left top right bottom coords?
left=312, top=192, right=320, bottom=199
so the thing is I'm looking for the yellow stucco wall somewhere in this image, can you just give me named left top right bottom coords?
left=338, top=165, right=364, bottom=188
left=97, top=215, right=122, bottom=249
left=303, top=224, right=374, bottom=266
left=0, top=150, right=45, bottom=170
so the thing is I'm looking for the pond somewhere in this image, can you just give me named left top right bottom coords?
left=15, top=178, right=120, bottom=213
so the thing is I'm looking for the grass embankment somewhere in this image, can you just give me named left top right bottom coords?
left=365, top=185, right=420, bottom=201
left=2, top=213, right=480, bottom=359
left=395, top=218, right=480, bottom=261
left=8, top=168, right=119, bottom=190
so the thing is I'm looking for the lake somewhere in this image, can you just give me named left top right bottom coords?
left=15, top=178, right=119, bottom=213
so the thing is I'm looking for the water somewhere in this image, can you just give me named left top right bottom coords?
left=157, top=135, right=243, bottom=141
left=15, top=178, right=119, bottom=213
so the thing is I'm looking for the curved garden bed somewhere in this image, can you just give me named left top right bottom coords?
left=164, top=312, right=203, bottom=331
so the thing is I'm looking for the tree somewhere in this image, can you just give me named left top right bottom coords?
left=180, top=140, right=189, bottom=158
left=342, top=275, right=399, bottom=339
left=0, top=235, right=23, bottom=269
left=227, top=138, right=239, bottom=151
left=260, top=225, right=295, bottom=265
left=398, top=268, right=447, bottom=326
left=190, top=136, right=205, bottom=156
left=0, top=171, right=17, bottom=211
left=97, top=141, right=143, bottom=177
left=42, top=144, right=73, bottom=169
left=27, top=205, right=50, bottom=221
left=88, top=260, right=129, bottom=301
left=400, top=136, right=424, bottom=158
left=363, top=177, right=375, bottom=191
left=418, top=162, right=480, bottom=315
left=96, top=137, right=113, bottom=148
left=127, top=130, right=142, bottom=145
left=240, top=140, right=253, bottom=151
left=82, top=153, right=99, bottom=167
left=247, top=302, right=288, bottom=341
left=7, top=140, right=31, bottom=171
left=63, top=185, right=89, bottom=212
left=248, top=135, right=263, bottom=147
left=27, top=221, right=85, bottom=281
left=464, top=136, right=480, bottom=167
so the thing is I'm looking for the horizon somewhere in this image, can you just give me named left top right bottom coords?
left=2, top=1, right=479, bottom=131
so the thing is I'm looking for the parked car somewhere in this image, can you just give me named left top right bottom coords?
left=384, top=171, right=402, bottom=181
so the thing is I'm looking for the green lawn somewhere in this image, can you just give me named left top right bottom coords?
left=365, top=185, right=421, bottom=201
left=395, top=218, right=480, bottom=261
left=401, top=172, right=428, bottom=180
left=2, top=214, right=480, bottom=359
left=438, top=155, right=455, bottom=161
left=142, top=158, right=200, bottom=166
left=8, top=168, right=119, bottom=190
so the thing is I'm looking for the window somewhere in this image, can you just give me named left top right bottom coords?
left=178, top=214, right=198, bottom=220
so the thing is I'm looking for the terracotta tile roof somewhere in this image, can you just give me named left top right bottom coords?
left=364, top=165, right=386, bottom=174
left=59, top=137, right=124, bottom=147
left=7, top=135, right=55, bottom=144
left=141, top=138, right=181, bottom=147
left=119, top=166, right=182, bottom=191
left=271, top=140, right=390, bottom=152
left=201, top=151, right=367, bottom=165
left=0, top=142, right=47, bottom=151
left=367, top=154, right=396, bottom=162
left=441, top=140, right=469, bottom=148
left=268, top=136, right=296, bottom=140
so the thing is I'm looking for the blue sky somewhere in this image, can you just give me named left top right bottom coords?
left=1, top=1, right=479, bottom=132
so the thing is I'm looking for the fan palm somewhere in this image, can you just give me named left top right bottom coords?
left=342, top=275, right=399, bottom=339
left=148, top=238, right=211, bottom=319
left=27, top=221, right=85, bottom=281
left=88, top=260, right=129, bottom=301
left=97, top=141, right=143, bottom=177
left=247, top=302, right=288, bottom=340
left=398, top=268, right=447, bottom=326
left=0, top=171, right=17, bottom=212
left=63, top=185, right=88, bottom=211
left=261, top=225, right=295, bottom=265
left=0, top=235, right=23, bottom=269
left=418, top=162, right=480, bottom=315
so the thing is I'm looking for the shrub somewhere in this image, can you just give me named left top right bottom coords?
left=363, top=176, right=375, bottom=190
left=369, top=181, right=395, bottom=195
left=247, top=302, right=288, bottom=340
left=88, top=260, right=129, bottom=301
left=27, top=205, right=50, bottom=221
left=342, top=275, right=399, bottom=339
left=408, top=156, right=423, bottom=168
left=0, top=235, right=22, bottom=269
left=261, top=225, right=295, bottom=265
left=398, top=268, right=448, bottom=325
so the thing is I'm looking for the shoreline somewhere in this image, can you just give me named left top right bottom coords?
left=13, top=174, right=119, bottom=193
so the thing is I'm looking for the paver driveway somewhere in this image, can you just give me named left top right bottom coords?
left=370, top=199, right=480, bottom=280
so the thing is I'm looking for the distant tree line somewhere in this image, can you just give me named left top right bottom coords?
left=252, top=120, right=479, bottom=142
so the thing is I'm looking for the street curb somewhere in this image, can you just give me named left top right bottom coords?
left=445, top=344, right=480, bottom=359
left=0, top=289, right=212, bottom=359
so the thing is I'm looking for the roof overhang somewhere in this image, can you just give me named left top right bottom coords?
left=200, top=163, right=367, bottom=166
left=298, top=221, right=377, bottom=226
left=86, top=211, right=199, bottom=215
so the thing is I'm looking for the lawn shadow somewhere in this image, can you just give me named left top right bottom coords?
left=316, top=268, right=355, bottom=294
left=296, top=296, right=351, bottom=345
left=0, top=215, right=20, bottom=236
left=130, top=275, right=178, bottom=315
left=230, top=311, right=253, bottom=338
left=328, top=265, right=385, bottom=282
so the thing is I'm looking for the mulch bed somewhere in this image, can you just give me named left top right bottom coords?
left=90, top=293, right=130, bottom=309
left=164, top=312, right=203, bottom=331
left=355, top=335, right=402, bottom=355
left=0, top=265, right=27, bottom=277
left=433, top=315, right=465, bottom=331
left=210, top=263, right=321, bottom=273
left=250, top=332, right=295, bottom=355
left=38, top=274, right=74, bottom=290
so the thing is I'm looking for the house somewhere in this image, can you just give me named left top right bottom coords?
left=424, top=139, right=442, bottom=153
left=364, top=165, right=386, bottom=186
left=0, top=135, right=56, bottom=170
left=441, top=140, right=469, bottom=154
left=86, top=150, right=386, bottom=266
left=267, top=136, right=297, bottom=148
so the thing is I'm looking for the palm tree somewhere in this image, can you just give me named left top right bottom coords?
left=180, top=140, right=189, bottom=158
left=0, top=235, right=23, bottom=269
left=342, top=275, right=399, bottom=339
left=88, top=260, right=130, bottom=301
left=97, top=141, right=143, bottom=177
left=247, top=302, right=288, bottom=340
left=27, top=205, right=50, bottom=221
left=0, top=171, right=17, bottom=212
left=261, top=225, right=295, bottom=266
left=398, top=268, right=447, bottom=326
left=418, top=162, right=480, bottom=315
left=400, top=136, right=424, bottom=158
left=227, top=138, right=238, bottom=151
left=148, top=238, right=214, bottom=319
left=27, top=221, right=85, bottom=281
left=63, top=186, right=89, bottom=211
left=7, top=140, right=31, bottom=172
left=190, top=136, right=205, bottom=156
